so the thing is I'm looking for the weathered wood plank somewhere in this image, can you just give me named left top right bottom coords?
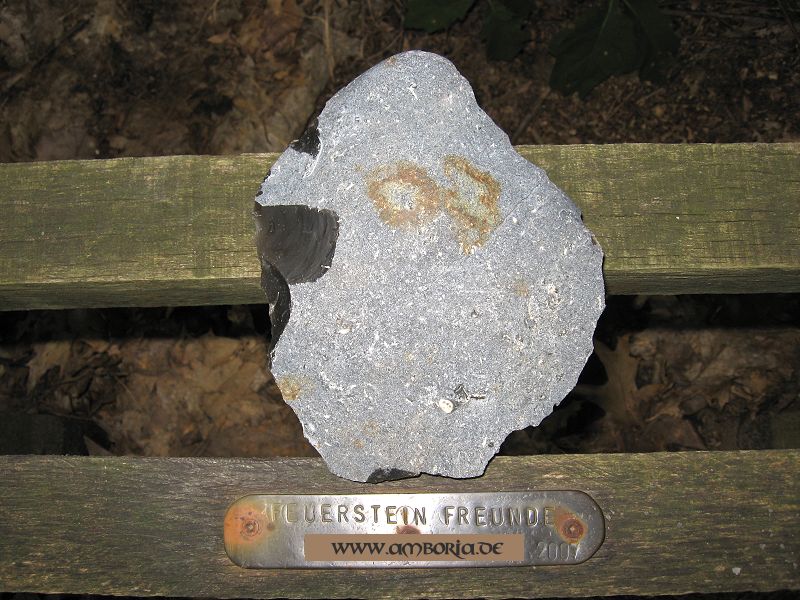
left=1, top=144, right=798, bottom=310
left=0, top=451, right=797, bottom=598
left=526, top=144, right=800, bottom=296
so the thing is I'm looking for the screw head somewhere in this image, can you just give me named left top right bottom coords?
left=561, top=517, right=584, bottom=541
left=241, top=517, right=262, bottom=539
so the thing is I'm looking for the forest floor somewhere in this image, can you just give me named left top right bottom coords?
left=1, top=0, right=799, bottom=458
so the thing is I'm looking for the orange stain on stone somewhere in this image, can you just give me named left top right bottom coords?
left=366, top=161, right=443, bottom=228
left=442, top=155, right=501, bottom=253
left=512, top=278, right=531, bottom=297
left=276, top=375, right=309, bottom=402
left=364, top=156, right=501, bottom=254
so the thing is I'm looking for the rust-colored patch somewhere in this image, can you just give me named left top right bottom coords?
left=364, top=156, right=501, bottom=253
left=276, top=375, right=309, bottom=402
left=442, top=155, right=501, bottom=253
left=512, top=278, right=530, bottom=297
left=224, top=500, right=275, bottom=552
left=353, top=439, right=364, bottom=449
left=554, top=508, right=586, bottom=544
left=366, top=161, right=443, bottom=228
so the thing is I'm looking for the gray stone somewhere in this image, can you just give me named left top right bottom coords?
left=254, top=50, right=605, bottom=482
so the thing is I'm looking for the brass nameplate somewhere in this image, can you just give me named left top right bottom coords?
left=224, top=491, right=604, bottom=568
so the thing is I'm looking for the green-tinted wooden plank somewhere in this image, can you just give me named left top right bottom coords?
left=0, top=154, right=267, bottom=310
left=0, top=452, right=797, bottom=598
left=1, top=144, right=798, bottom=310
left=522, top=144, right=800, bottom=296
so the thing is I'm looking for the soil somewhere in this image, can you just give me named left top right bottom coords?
left=1, top=0, right=799, bottom=459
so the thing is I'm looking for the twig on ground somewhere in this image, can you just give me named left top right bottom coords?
left=323, top=0, right=335, bottom=80
left=511, top=88, right=550, bottom=144
left=1, top=16, right=89, bottom=104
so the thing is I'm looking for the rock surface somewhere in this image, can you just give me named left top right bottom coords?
left=254, top=50, right=604, bottom=482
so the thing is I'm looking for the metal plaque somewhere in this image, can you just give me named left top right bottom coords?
left=224, top=491, right=604, bottom=568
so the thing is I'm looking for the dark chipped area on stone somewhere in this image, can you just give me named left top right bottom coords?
left=289, top=118, right=320, bottom=157
left=259, top=263, right=290, bottom=353
left=254, top=203, right=339, bottom=285
left=366, top=468, right=418, bottom=484
left=253, top=201, right=338, bottom=351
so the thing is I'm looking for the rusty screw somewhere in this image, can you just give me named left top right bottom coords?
left=561, top=517, right=584, bottom=541
left=241, top=517, right=262, bottom=539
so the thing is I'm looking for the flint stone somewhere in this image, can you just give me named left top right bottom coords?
left=254, top=50, right=605, bottom=482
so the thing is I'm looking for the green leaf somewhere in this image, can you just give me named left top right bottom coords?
left=549, top=0, right=641, bottom=97
left=624, top=0, right=678, bottom=54
left=482, top=2, right=531, bottom=61
left=623, top=0, right=679, bottom=81
left=404, top=0, right=476, bottom=33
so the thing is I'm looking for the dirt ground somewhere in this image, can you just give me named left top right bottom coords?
left=1, top=0, right=799, bottom=459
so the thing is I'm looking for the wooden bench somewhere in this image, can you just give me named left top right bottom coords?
left=1, top=144, right=798, bottom=598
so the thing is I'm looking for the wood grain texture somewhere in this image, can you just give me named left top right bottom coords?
left=0, top=451, right=797, bottom=598
left=523, top=144, right=800, bottom=295
left=1, top=144, right=798, bottom=310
